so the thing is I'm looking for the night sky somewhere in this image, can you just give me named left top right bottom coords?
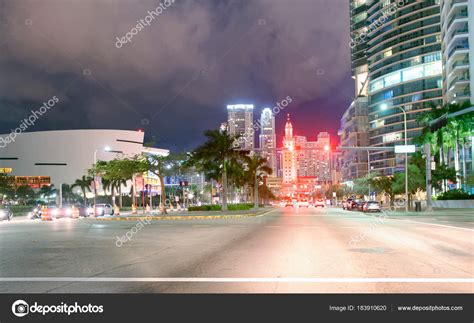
left=0, top=0, right=354, bottom=151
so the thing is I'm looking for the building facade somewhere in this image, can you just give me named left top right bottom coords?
left=365, top=0, right=443, bottom=175
left=259, top=108, right=277, bottom=176
left=339, top=98, right=370, bottom=183
left=282, top=115, right=297, bottom=184
left=441, top=0, right=474, bottom=105
left=227, top=104, right=254, bottom=150
left=0, top=129, right=168, bottom=190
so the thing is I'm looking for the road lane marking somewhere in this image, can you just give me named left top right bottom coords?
left=0, top=277, right=472, bottom=283
left=399, top=219, right=474, bottom=232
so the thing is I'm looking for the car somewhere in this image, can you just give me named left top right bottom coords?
left=342, top=198, right=353, bottom=210
left=363, top=201, right=382, bottom=212
left=298, top=199, right=310, bottom=208
left=314, top=199, right=325, bottom=208
left=284, top=201, right=294, bottom=207
left=356, top=201, right=367, bottom=211
left=0, top=206, right=13, bottom=221
left=88, top=204, right=114, bottom=216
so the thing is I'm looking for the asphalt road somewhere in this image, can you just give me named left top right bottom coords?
left=0, top=207, right=473, bottom=293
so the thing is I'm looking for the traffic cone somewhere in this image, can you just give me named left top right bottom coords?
left=41, top=206, right=52, bottom=221
left=114, top=205, right=120, bottom=216
left=71, top=206, right=79, bottom=219
left=145, top=205, right=150, bottom=214
left=131, top=204, right=137, bottom=214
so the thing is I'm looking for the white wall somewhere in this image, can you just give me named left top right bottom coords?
left=0, top=129, right=145, bottom=187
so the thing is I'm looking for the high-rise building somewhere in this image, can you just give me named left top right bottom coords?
left=339, top=98, right=370, bottom=182
left=282, top=115, right=297, bottom=184
left=440, top=0, right=473, bottom=104
left=365, top=0, right=443, bottom=175
left=316, top=132, right=331, bottom=182
left=338, top=0, right=371, bottom=184
left=440, top=0, right=474, bottom=190
left=259, top=108, right=277, bottom=176
left=227, top=104, right=254, bottom=150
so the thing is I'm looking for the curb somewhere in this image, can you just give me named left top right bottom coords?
left=87, top=209, right=275, bottom=221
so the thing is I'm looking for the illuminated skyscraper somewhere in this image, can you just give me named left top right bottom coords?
left=227, top=104, right=254, bottom=150
left=259, top=108, right=277, bottom=176
left=282, top=114, right=297, bottom=184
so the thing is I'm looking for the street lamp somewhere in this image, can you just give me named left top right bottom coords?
left=381, top=103, right=409, bottom=212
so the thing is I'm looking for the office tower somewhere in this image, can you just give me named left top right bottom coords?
left=227, top=104, right=254, bottom=150
left=282, top=115, right=297, bottom=184
left=441, top=0, right=473, bottom=104
left=365, top=0, right=443, bottom=175
left=259, top=108, right=277, bottom=176
left=339, top=98, right=370, bottom=183
left=316, top=132, right=331, bottom=182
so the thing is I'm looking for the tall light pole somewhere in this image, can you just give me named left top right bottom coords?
left=93, top=146, right=112, bottom=216
left=381, top=103, right=408, bottom=212
left=367, top=150, right=371, bottom=201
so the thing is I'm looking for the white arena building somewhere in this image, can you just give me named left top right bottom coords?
left=0, top=129, right=168, bottom=188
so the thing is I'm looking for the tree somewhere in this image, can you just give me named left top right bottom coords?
left=0, top=174, right=14, bottom=201
left=418, top=101, right=473, bottom=190
left=432, top=163, right=457, bottom=192
left=138, top=152, right=186, bottom=214
left=39, top=185, right=56, bottom=204
left=187, top=129, right=242, bottom=211
left=16, top=185, right=35, bottom=205
left=372, top=176, right=395, bottom=205
left=72, top=176, right=92, bottom=205
left=392, top=164, right=425, bottom=204
left=242, top=154, right=273, bottom=208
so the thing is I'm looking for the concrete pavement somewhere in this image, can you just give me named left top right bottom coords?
left=0, top=207, right=472, bottom=293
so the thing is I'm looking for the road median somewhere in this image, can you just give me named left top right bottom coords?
left=88, top=208, right=275, bottom=221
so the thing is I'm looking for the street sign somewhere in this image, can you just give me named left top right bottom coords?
left=394, top=145, right=416, bottom=154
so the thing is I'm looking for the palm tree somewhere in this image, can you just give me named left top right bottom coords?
left=61, top=184, right=75, bottom=204
left=418, top=101, right=473, bottom=191
left=139, top=152, right=185, bottom=214
left=39, top=184, right=56, bottom=204
left=188, top=129, right=242, bottom=211
left=243, top=154, right=273, bottom=209
left=72, top=176, right=92, bottom=205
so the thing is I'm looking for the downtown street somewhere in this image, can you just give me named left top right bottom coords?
left=1, top=207, right=472, bottom=294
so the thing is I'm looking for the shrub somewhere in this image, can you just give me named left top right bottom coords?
left=435, top=189, right=474, bottom=200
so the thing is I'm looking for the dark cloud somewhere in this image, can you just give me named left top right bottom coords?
left=0, top=0, right=353, bottom=151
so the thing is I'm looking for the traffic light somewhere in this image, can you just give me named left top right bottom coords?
left=429, top=116, right=447, bottom=132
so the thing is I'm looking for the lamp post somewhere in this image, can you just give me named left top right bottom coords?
left=381, top=104, right=408, bottom=212
left=93, top=146, right=112, bottom=216
left=367, top=150, right=371, bottom=201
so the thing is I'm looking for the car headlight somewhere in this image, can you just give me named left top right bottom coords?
left=52, top=209, right=59, bottom=216
left=65, top=208, right=72, bottom=216
left=33, top=208, right=38, bottom=213
left=0, top=210, right=5, bottom=217
left=87, top=208, right=93, bottom=214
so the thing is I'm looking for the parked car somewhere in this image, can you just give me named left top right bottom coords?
left=342, top=198, right=353, bottom=210
left=298, top=199, right=310, bottom=208
left=356, top=201, right=367, bottom=212
left=0, top=206, right=13, bottom=221
left=88, top=204, right=114, bottom=216
left=314, top=199, right=325, bottom=208
left=363, top=201, right=382, bottom=213
left=284, top=200, right=294, bottom=207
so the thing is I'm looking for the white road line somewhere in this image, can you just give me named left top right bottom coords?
left=0, top=277, right=472, bottom=283
left=399, top=219, right=474, bottom=232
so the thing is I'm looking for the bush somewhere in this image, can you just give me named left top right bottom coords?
left=188, top=203, right=260, bottom=211
left=435, top=189, right=474, bottom=200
